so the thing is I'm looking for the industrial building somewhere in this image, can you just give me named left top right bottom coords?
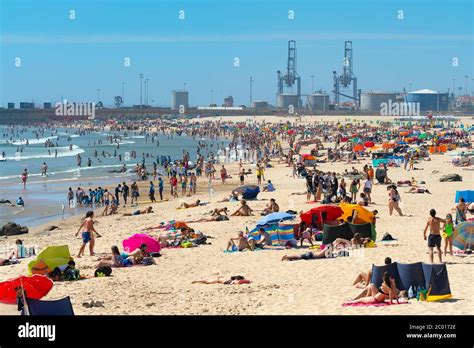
left=19, top=102, right=34, bottom=109
left=360, top=92, right=397, bottom=112
left=7, top=103, right=14, bottom=109
left=251, top=100, right=268, bottom=109
left=406, top=89, right=449, bottom=111
left=307, top=93, right=330, bottom=111
left=224, top=96, right=234, bottom=107
left=171, top=90, right=189, bottom=110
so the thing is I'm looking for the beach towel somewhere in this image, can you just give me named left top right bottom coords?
left=342, top=300, right=409, bottom=307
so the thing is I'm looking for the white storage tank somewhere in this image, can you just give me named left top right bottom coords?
left=360, top=92, right=397, bottom=112
left=276, top=93, right=299, bottom=108
left=307, top=93, right=329, bottom=110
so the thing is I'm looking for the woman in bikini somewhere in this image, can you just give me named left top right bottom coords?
left=349, top=272, right=399, bottom=304
left=96, top=246, right=133, bottom=268
left=192, top=275, right=250, bottom=285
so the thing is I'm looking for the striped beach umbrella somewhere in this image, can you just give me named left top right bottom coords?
left=453, top=221, right=474, bottom=251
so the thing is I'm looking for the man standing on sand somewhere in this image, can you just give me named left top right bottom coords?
left=423, top=209, right=446, bottom=264
left=75, top=211, right=101, bottom=257
left=158, top=177, right=164, bottom=200
left=122, top=182, right=129, bottom=206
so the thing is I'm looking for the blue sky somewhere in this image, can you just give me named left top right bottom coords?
left=0, top=0, right=472, bottom=107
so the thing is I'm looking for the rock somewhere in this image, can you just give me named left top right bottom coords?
left=439, top=174, right=462, bottom=182
left=0, top=222, right=28, bottom=236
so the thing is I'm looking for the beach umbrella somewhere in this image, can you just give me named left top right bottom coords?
left=256, top=212, right=295, bottom=226
left=364, top=141, right=375, bottom=148
left=353, top=144, right=364, bottom=152
left=28, top=245, right=71, bottom=276
left=0, top=275, right=53, bottom=304
left=453, top=221, right=474, bottom=251
left=300, top=205, right=343, bottom=225
left=123, top=234, right=161, bottom=253
left=233, top=184, right=259, bottom=195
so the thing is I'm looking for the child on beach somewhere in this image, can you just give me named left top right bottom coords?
left=443, top=214, right=454, bottom=256
left=75, top=211, right=101, bottom=257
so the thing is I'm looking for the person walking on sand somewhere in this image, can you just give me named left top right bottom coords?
left=220, top=165, right=227, bottom=184
left=423, top=209, right=445, bottom=264
left=21, top=169, right=28, bottom=189
left=75, top=211, right=101, bottom=257
left=41, top=162, right=48, bottom=177
left=387, top=185, right=403, bottom=216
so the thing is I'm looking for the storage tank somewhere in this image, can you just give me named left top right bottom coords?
left=251, top=100, right=268, bottom=109
left=360, top=92, right=397, bottom=112
left=276, top=93, right=299, bottom=108
left=307, top=93, right=329, bottom=110
left=171, top=90, right=189, bottom=110
left=406, top=89, right=448, bottom=111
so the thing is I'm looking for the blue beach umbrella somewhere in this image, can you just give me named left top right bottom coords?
left=256, top=212, right=295, bottom=226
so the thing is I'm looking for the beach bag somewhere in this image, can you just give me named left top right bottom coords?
left=94, top=266, right=112, bottom=277
left=417, top=287, right=429, bottom=301
left=181, top=241, right=193, bottom=248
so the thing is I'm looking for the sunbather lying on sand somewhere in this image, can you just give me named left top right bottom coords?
left=178, top=200, right=201, bottom=209
left=123, top=206, right=153, bottom=216
left=218, top=191, right=239, bottom=202
left=231, top=200, right=253, bottom=216
left=185, top=214, right=229, bottom=223
left=406, top=187, right=431, bottom=194
left=282, top=244, right=334, bottom=261
left=192, top=275, right=250, bottom=285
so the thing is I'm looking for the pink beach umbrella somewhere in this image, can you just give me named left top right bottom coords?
left=122, top=234, right=161, bottom=253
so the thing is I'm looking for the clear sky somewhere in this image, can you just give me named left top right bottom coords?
left=0, top=0, right=472, bottom=107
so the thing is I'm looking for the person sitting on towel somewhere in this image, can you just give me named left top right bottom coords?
left=349, top=272, right=400, bottom=304
left=226, top=231, right=252, bottom=252
left=231, top=200, right=253, bottom=216
left=353, top=257, right=392, bottom=289
left=248, top=228, right=272, bottom=249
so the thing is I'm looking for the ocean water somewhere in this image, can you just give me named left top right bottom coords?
left=0, top=126, right=228, bottom=227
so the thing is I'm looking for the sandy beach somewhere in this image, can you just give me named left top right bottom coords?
left=1, top=115, right=473, bottom=316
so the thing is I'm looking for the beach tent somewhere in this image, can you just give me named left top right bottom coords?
left=300, top=205, right=343, bottom=225
left=242, top=186, right=260, bottom=200
left=247, top=224, right=295, bottom=246
left=371, top=262, right=452, bottom=302
left=233, top=184, right=259, bottom=195
left=123, top=234, right=161, bottom=253
left=28, top=245, right=71, bottom=276
left=322, top=223, right=353, bottom=244
left=256, top=212, right=294, bottom=226
left=339, top=203, right=375, bottom=224
left=454, top=190, right=474, bottom=203
left=24, top=296, right=74, bottom=316
left=0, top=275, right=53, bottom=304
left=322, top=222, right=374, bottom=245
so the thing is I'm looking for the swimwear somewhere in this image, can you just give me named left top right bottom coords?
left=133, top=210, right=141, bottom=216
left=444, top=223, right=453, bottom=238
left=428, top=234, right=442, bottom=248
left=82, top=231, right=91, bottom=244
left=301, top=252, right=314, bottom=260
